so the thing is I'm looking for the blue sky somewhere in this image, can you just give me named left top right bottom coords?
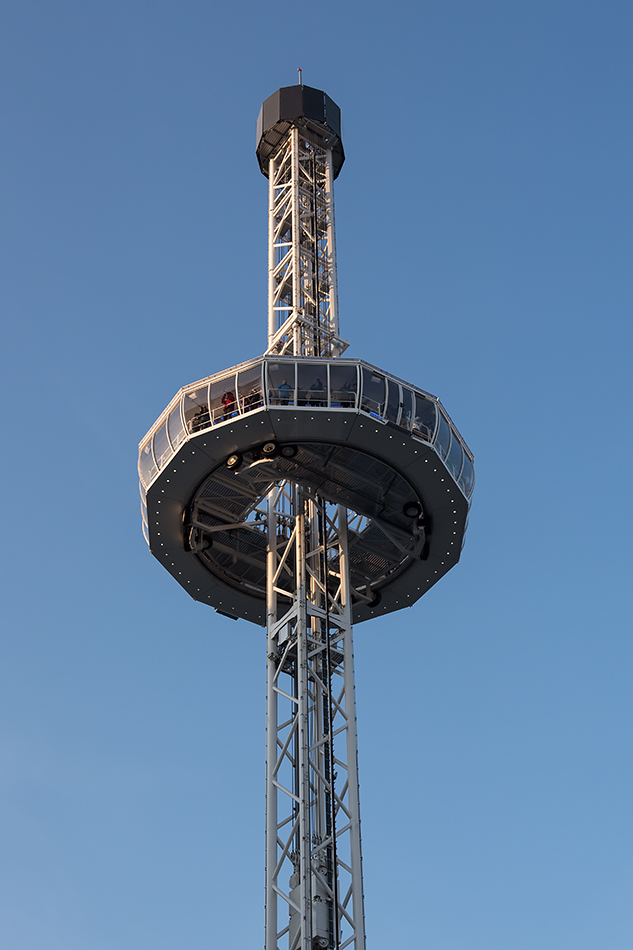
left=1, top=1, right=632, bottom=947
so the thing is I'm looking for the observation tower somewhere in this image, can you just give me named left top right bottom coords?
left=138, top=83, right=474, bottom=950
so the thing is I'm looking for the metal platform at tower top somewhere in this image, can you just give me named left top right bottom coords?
left=138, top=83, right=474, bottom=950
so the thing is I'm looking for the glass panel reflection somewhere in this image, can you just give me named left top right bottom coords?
left=361, top=369, right=385, bottom=417
left=237, top=363, right=263, bottom=413
left=412, top=394, right=436, bottom=441
left=436, top=413, right=450, bottom=459
left=184, top=387, right=210, bottom=433
left=400, top=388, right=413, bottom=431
left=459, top=454, right=474, bottom=496
left=139, top=440, right=158, bottom=487
left=297, top=363, right=326, bottom=406
left=153, top=421, right=172, bottom=470
left=446, top=432, right=463, bottom=480
left=329, top=362, right=357, bottom=407
left=168, top=404, right=186, bottom=450
left=385, top=380, right=400, bottom=424
left=268, top=363, right=296, bottom=406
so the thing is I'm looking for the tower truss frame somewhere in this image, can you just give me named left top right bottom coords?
left=266, top=490, right=365, bottom=950
left=267, top=130, right=348, bottom=359
left=263, top=93, right=364, bottom=949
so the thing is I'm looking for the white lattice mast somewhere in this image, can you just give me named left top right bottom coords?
left=258, top=85, right=365, bottom=950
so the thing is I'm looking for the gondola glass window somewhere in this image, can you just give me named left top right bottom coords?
left=210, top=375, right=237, bottom=423
left=400, top=388, right=414, bottom=430
left=384, top=379, right=401, bottom=424
left=436, top=412, right=451, bottom=459
left=413, top=394, right=436, bottom=441
left=184, top=388, right=210, bottom=433
left=139, top=440, right=157, bottom=487
left=267, top=363, right=296, bottom=406
left=237, top=363, right=264, bottom=413
left=446, top=431, right=463, bottom=481
left=329, top=362, right=357, bottom=408
left=361, top=369, right=385, bottom=417
left=167, top=404, right=186, bottom=451
left=297, top=363, right=327, bottom=407
left=459, top=453, right=475, bottom=497
left=154, top=421, right=172, bottom=470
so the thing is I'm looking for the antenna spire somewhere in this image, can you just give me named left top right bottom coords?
left=297, top=66, right=302, bottom=86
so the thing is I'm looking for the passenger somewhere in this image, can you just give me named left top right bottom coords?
left=221, top=390, right=236, bottom=420
left=309, top=377, right=325, bottom=407
left=277, top=378, right=292, bottom=406
left=244, top=387, right=261, bottom=411
left=191, top=404, right=210, bottom=432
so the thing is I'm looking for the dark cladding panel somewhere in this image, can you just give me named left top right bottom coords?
left=323, top=94, right=341, bottom=136
left=256, top=106, right=263, bottom=148
left=278, top=85, right=303, bottom=121
left=262, top=90, right=280, bottom=134
left=303, top=85, right=325, bottom=123
left=261, top=85, right=338, bottom=136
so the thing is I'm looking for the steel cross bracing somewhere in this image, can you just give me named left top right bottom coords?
left=267, top=127, right=349, bottom=359
left=266, top=488, right=365, bottom=950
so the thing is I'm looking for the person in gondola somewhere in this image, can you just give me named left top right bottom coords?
left=244, top=387, right=261, bottom=411
left=191, top=404, right=210, bottom=432
left=277, top=378, right=291, bottom=406
left=221, top=390, right=236, bottom=420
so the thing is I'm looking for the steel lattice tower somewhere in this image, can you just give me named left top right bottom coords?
left=139, top=84, right=475, bottom=950
left=260, top=87, right=362, bottom=949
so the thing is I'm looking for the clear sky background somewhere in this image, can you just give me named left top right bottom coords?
left=1, top=1, right=632, bottom=948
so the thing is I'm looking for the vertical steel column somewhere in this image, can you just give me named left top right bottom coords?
left=290, top=128, right=302, bottom=357
left=325, top=151, right=340, bottom=348
left=338, top=508, right=366, bottom=948
left=268, top=156, right=278, bottom=349
left=294, top=493, right=313, bottom=950
left=265, top=488, right=279, bottom=950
